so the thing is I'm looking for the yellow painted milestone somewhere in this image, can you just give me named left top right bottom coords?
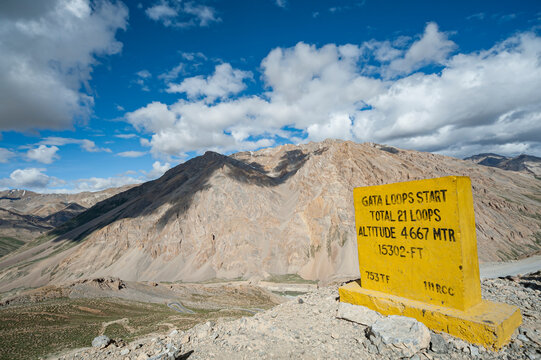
left=340, top=176, right=521, bottom=349
left=354, top=176, right=480, bottom=310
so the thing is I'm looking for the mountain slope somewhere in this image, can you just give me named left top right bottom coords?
left=1, top=140, right=540, bottom=292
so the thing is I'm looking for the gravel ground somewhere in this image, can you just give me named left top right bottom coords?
left=55, top=272, right=541, bottom=360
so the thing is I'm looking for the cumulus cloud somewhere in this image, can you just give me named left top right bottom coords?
left=0, top=148, right=16, bottom=163
left=166, top=63, right=252, bottom=102
left=145, top=2, right=177, bottom=22
left=384, top=22, right=456, bottom=77
left=145, top=0, right=220, bottom=28
left=125, top=23, right=541, bottom=159
left=39, top=137, right=111, bottom=153
left=0, top=168, right=60, bottom=190
left=26, top=145, right=59, bottom=164
left=354, top=33, right=541, bottom=155
left=0, top=0, right=128, bottom=132
left=145, top=161, right=171, bottom=179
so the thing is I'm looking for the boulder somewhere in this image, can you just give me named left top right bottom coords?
left=91, top=335, right=111, bottom=349
left=369, top=315, right=430, bottom=357
left=336, top=302, right=382, bottom=326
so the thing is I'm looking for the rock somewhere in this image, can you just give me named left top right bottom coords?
left=430, top=333, right=448, bottom=354
left=91, top=335, right=111, bottom=349
left=169, top=329, right=179, bottom=337
left=180, top=334, right=190, bottom=344
left=336, top=302, right=382, bottom=326
left=149, top=353, right=167, bottom=360
left=197, top=329, right=208, bottom=338
left=298, top=298, right=304, bottom=304
left=120, top=348, right=130, bottom=355
left=369, top=315, right=430, bottom=357
left=469, top=345, right=479, bottom=357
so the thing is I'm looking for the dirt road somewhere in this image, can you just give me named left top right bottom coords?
left=479, top=255, right=541, bottom=278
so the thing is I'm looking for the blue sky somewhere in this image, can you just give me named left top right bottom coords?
left=0, top=0, right=540, bottom=193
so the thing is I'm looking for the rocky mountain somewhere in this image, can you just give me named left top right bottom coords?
left=0, top=140, right=540, bottom=292
left=464, top=153, right=541, bottom=177
left=0, top=186, right=134, bottom=257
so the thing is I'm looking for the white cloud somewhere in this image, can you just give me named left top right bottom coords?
left=2, top=168, right=51, bottom=189
left=72, top=160, right=173, bottom=192
left=39, top=137, right=111, bottom=153
left=114, top=133, right=137, bottom=139
left=166, top=63, right=252, bottom=102
left=145, top=2, right=177, bottom=22
left=125, top=24, right=541, bottom=159
left=385, top=22, right=456, bottom=77
left=467, top=13, right=485, bottom=21
left=145, top=161, right=171, bottom=179
left=0, top=148, right=16, bottom=163
left=0, top=0, right=128, bottom=132
left=136, top=70, right=152, bottom=78
left=354, top=33, right=541, bottom=156
left=134, top=70, right=152, bottom=91
left=74, top=175, right=142, bottom=192
left=117, top=151, right=146, bottom=158
left=145, top=0, right=220, bottom=28
left=307, top=113, right=354, bottom=142
left=275, top=0, right=287, bottom=8
left=158, top=63, right=185, bottom=81
left=158, top=53, right=208, bottom=81
left=0, top=162, right=171, bottom=193
left=26, top=145, right=59, bottom=164
left=181, top=52, right=207, bottom=61
left=328, top=2, right=366, bottom=14
left=183, top=2, right=219, bottom=26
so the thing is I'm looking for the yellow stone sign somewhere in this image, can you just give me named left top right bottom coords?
left=339, top=176, right=521, bottom=349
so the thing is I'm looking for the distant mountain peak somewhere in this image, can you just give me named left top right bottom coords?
left=464, top=153, right=541, bottom=176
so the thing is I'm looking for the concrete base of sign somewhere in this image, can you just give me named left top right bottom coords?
left=339, top=281, right=521, bottom=350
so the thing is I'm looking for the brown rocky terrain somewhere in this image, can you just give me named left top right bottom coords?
left=0, top=140, right=540, bottom=292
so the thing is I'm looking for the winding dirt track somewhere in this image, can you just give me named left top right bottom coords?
left=167, top=302, right=195, bottom=314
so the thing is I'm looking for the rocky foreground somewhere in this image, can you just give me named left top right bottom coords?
left=55, top=272, right=540, bottom=360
